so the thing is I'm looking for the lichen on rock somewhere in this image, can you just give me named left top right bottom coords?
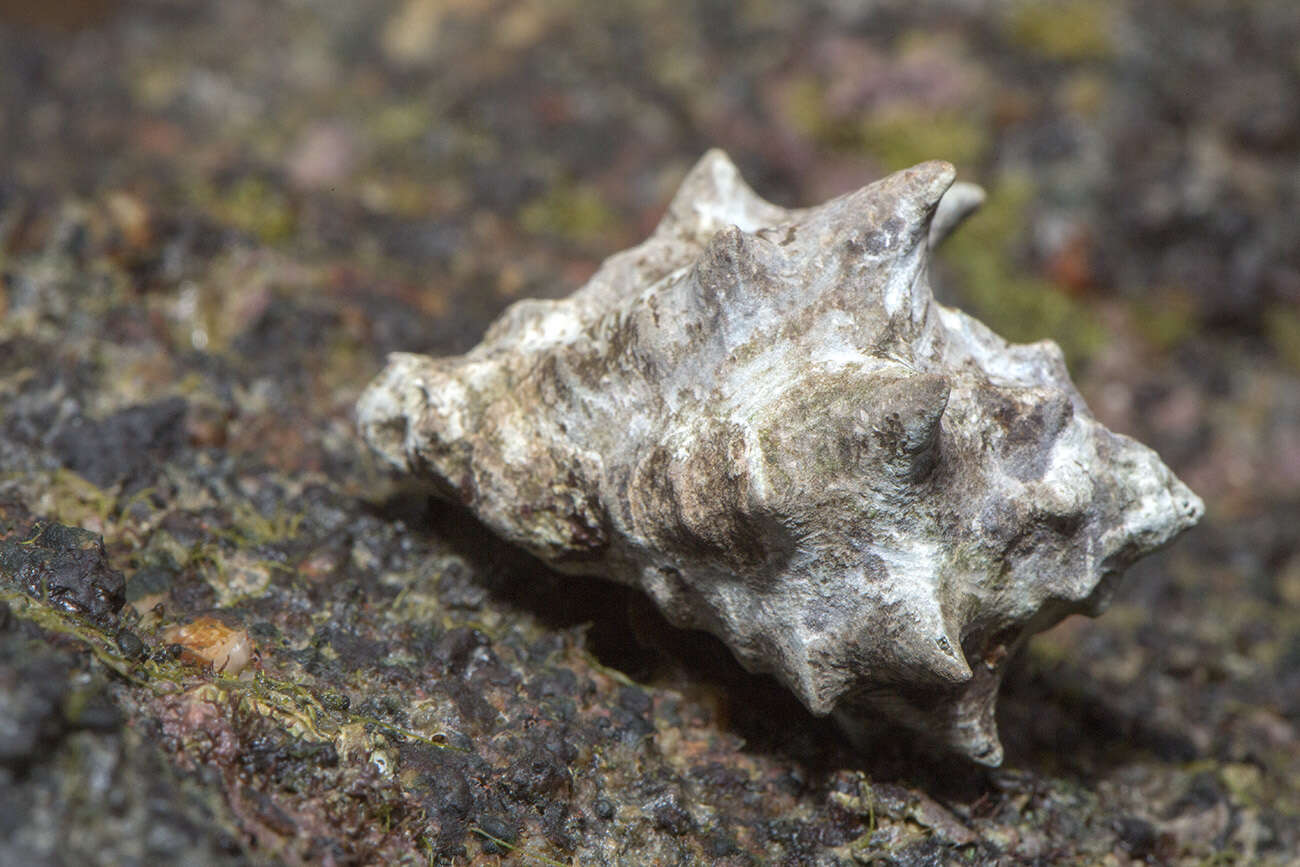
left=357, top=150, right=1203, bottom=765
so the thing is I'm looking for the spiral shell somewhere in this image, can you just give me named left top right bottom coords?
left=358, top=150, right=1202, bottom=765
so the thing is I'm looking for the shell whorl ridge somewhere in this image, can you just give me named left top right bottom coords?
left=358, top=150, right=1203, bottom=765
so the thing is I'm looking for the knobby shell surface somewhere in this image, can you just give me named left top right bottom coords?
left=357, top=150, right=1203, bottom=765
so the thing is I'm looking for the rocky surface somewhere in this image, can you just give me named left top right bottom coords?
left=2, top=0, right=1298, bottom=864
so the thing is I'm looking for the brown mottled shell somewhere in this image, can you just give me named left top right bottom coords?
left=358, top=150, right=1202, bottom=765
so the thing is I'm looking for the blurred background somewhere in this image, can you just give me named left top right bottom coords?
left=2, top=0, right=1299, bottom=863
left=4, top=0, right=1299, bottom=496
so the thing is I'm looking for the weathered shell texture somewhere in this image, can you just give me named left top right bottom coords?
left=358, top=150, right=1204, bottom=765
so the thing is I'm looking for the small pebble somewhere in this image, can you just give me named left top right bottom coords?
left=162, top=616, right=255, bottom=675
left=114, top=628, right=148, bottom=660
left=319, top=691, right=351, bottom=712
left=476, top=814, right=517, bottom=853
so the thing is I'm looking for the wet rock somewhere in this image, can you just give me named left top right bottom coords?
left=0, top=622, right=121, bottom=772
left=445, top=679, right=499, bottom=733
left=125, top=565, right=176, bottom=608
left=617, top=685, right=652, bottom=717
left=649, top=792, right=694, bottom=836
left=52, top=397, right=188, bottom=489
left=410, top=748, right=479, bottom=857
left=0, top=619, right=245, bottom=865
left=475, top=813, right=518, bottom=853
left=506, top=740, right=571, bottom=801
left=114, top=628, right=147, bottom=660
left=593, top=797, right=615, bottom=820
left=526, top=667, right=578, bottom=701
left=434, top=626, right=489, bottom=674
left=317, top=691, right=350, bottom=713
left=232, top=298, right=340, bottom=375
left=436, top=564, right=487, bottom=611
left=705, top=831, right=739, bottom=857
left=0, top=648, right=72, bottom=770
left=1115, top=815, right=1157, bottom=859
left=0, top=522, right=125, bottom=627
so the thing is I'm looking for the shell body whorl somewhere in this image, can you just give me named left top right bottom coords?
left=358, top=150, right=1203, bottom=765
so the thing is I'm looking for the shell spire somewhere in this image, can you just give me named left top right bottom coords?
left=358, top=150, right=1203, bottom=764
left=779, top=160, right=953, bottom=330
left=656, top=149, right=788, bottom=240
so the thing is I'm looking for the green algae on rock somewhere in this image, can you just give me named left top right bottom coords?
left=357, top=149, right=1203, bottom=765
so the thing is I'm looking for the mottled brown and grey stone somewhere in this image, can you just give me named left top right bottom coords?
left=357, top=150, right=1203, bottom=765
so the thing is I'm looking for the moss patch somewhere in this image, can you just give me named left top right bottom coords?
left=199, top=175, right=297, bottom=245
left=860, top=109, right=989, bottom=173
left=1134, top=288, right=1199, bottom=353
left=519, top=181, right=617, bottom=246
left=1265, top=305, right=1300, bottom=372
left=1005, top=0, right=1115, bottom=62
